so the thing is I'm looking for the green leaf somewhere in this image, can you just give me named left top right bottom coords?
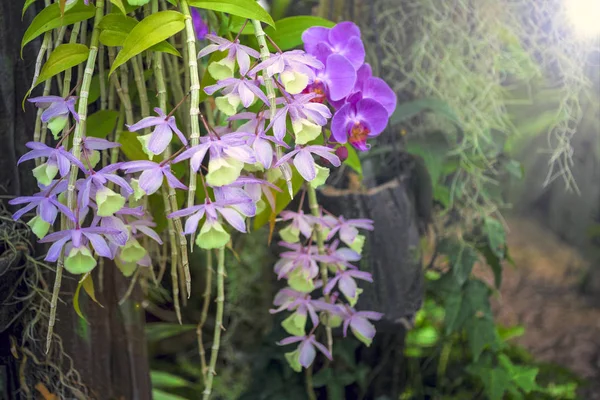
left=389, top=98, right=462, bottom=128
left=36, top=44, right=89, bottom=89
left=264, top=16, right=335, bottom=50
left=148, top=193, right=168, bottom=234
left=99, top=13, right=181, bottom=57
left=109, top=11, right=186, bottom=75
left=443, top=287, right=463, bottom=333
left=87, top=110, right=120, bottom=138
left=87, top=71, right=109, bottom=105
left=81, top=273, right=102, bottom=307
left=498, top=354, right=539, bottom=393
left=151, top=371, right=191, bottom=388
left=152, top=389, right=188, bottom=400
left=189, top=0, right=275, bottom=27
left=468, top=367, right=511, bottom=400
left=466, top=315, right=496, bottom=361
left=253, top=168, right=304, bottom=230
left=343, top=143, right=362, bottom=176
left=73, top=274, right=89, bottom=323
left=22, top=3, right=95, bottom=52
left=118, top=131, right=149, bottom=161
left=484, top=217, right=506, bottom=258
left=439, top=239, right=478, bottom=286
left=110, top=0, right=128, bottom=14
left=497, top=325, right=525, bottom=342
left=477, top=244, right=503, bottom=289
left=145, top=323, right=196, bottom=342
left=22, top=0, right=38, bottom=18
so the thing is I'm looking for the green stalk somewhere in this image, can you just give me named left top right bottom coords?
left=251, top=20, right=294, bottom=198
left=153, top=0, right=190, bottom=306
left=108, top=47, right=134, bottom=124
left=179, top=0, right=201, bottom=211
left=131, top=54, right=150, bottom=120
left=197, top=249, right=213, bottom=383
left=307, top=185, right=333, bottom=351
left=29, top=32, right=51, bottom=99
left=66, top=1, right=104, bottom=212
left=162, top=187, right=182, bottom=324
left=99, top=44, right=107, bottom=110
left=48, top=2, right=105, bottom=354
left=202, top=247, right=225, bottom=400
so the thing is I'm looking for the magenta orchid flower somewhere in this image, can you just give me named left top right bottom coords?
left=305, top=54, right=357, bottom=102
left=302, top=21, right=365, bottom=69
left=277, top=334, right=332, bottom=368
left=190, top=7, right=209, bottom=40
left=121, top=160, right=187, bottom=196
left=275, top=145, right=341, bottom=182
left=126, top=108, right=187, bottom=155
left=331, top=99, right=389, bottom=151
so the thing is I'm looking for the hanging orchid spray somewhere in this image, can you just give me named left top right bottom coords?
left=16, top=0, right=395, bottom=397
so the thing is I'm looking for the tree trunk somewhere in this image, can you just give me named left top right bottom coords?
left=0, top=2, right=151, bottom=399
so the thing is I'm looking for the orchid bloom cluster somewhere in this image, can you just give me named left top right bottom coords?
left=13, top=14, right=393, bottom=373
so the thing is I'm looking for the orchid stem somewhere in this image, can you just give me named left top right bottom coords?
left=307, top=185, right=333, bottom=352
left=179, top=0, right=202, bottom=213
left=202, top=247, right=225, bottom=400
left=251, top=19, right=294, bottom=198
left=197, top=249, right=213, bottom=383
left=153, top=0, right=190, bottom=303
left=162, top=187, right=182, bottom=324
left=49, top=0, right=105, bottom=355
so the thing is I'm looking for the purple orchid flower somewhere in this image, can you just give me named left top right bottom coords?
left=38, top=225, right=125, bottom=262
left=204, top=77, right=270, bottom=108
left=168, top=197, right=252, bottom=235
left=215, top=176, right=280, bottom=214
left=304, top=54, right=357, bottom=102
left=8, top=181, right=74, bottom=223
left=277, top=334, right=332, bottom=368
left=18, top=142, right=86, bottom=177
left=267, top=93, right=331, bottom=141
left=248, top=50, right=323, bottom=80
left=274, top=244, right=333, bottom=280
left=121, top=160, right=187, bottom=196
left=342, top=309, right=384, bottom=344
left=173, top=132, right=254, bottom=173
left=325, top=269, right=373, bottom=300
left=129, top=219, right=163, bottom=244
left=198, top=34, right=260, bottom=76
left=270, top=289, right=339, bottom=326
left=331, top=99, right=390, bottom=151
left=77, top=163, right=133, bottom=209
left=190, top=7, right=209, bottom=40
left=28, top=95, right=79, bottom=123
left=126, top=108, right=187, bottom=155
left=230, top=112, right=281, bottom=169
left=279, top=210, right=314, bottom=239
left=274, top=145, right=341, bottom=182
left=302, top=21, right=365, bottom=69
left=337, top=63, right=397, bottom=117
left=327, top=216, right=374, bottom=243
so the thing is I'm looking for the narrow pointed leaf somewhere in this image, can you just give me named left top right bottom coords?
left=22, top=0, right=38, bottom=18
left=109, top=11, right=186, bottom=75
left=36, top=44, right=89, bottom=87
left=73, top=275, right=89, bottom=323
left=99, top=14, right=181, bottom=56
left=21, top=3, right=95, bottom=52
left=110, top=0, right=128, bottom=14
left=82, top=273, right=103, bottom=307
left=189, top=0, right=275, bottom=27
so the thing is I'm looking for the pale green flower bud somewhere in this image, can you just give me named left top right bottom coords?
left=119, top=238, right=147, bottom=264
left=281, top=311, right=307, bottom=337
left=196, top=220, right=230, bottom=250
left=32, top=163, right=59, bottom=186
left=215, top=93, right=241, bottom=116
left=280, top=70, right=309, bottom=94
left=27, top=216, right=50, bottom=239
left=310, top=165, right=329, bottom=189
left=293, top=118, right=321, bottom=145
left=208, top=58, right=235, bottom=80
left=64, top=246, right=97, bottom=275
left=96, top=187, right=126, bottom=217
left=206, top=157, right=244, bottom=187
